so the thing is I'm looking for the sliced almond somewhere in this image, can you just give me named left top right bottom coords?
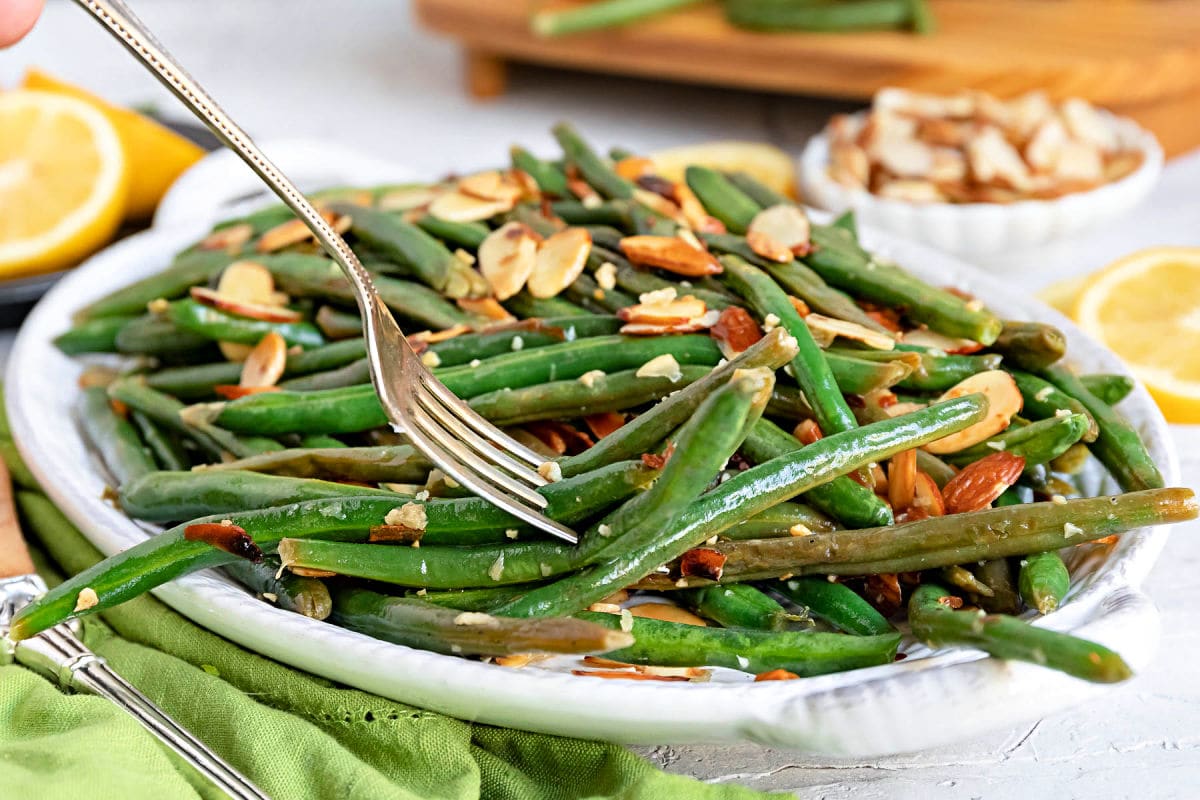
left=929, top=148, right=967, bottom=183
left=1059, top=98, right=1118, bottom=152
left=827, top=112, right=866, bottom=143
left=614, top=156, right=654, bottom=181
left=629, top=603, right=707, bottom=626
left=458, top=170, right=523, bottom=204
left=942, top=451, right=1026, bottom=514
left=901, top=328, right=983, bottom=354
left=457, top=296, right=515, bottom=323
left=190, top=286, right=302, bottom=323
left=240, top=331, right=288, bottom=388
left=617, top=295, right=707, bottom=326
left=478, top=222, right=539, bottom=301
left=1103, top=150, right=1144, bottom=183
left=887, top=449, right=917, bottom=511
left=912, top=470, right=946, bottom=517
left=620, top=318, right=715, bottom=336
left=876, top=179, right=945, bottom=203
left=527, top=228, right=591, bottom=298
left=216, top=260, right=279, bottom=307
left=874, top=87, right=974, bottom=119
left=220, top=343, right=254, bottom=363
left=256, top=213, right=350, bottom=253
left=710, top=306, right=763, bottom=357
left=571, top=669, right=689, bottom=682
left=805, top=313, right=895, bottom=350
left=1006, top=91, right=1055, bottom=139
left=829, top=141, right=870, bottom=188
left=925, top=370, right=1024, bottom=454
left=917, top=118, right=968, bottom=148
left=885, top=401, right=928, bottom=418
left=428, top=191, right=514, bottom=223
left=749, top=206, right=811, bottom=258
left=377, top=185, right=442, bottom=212
left=409, top=323, right=473, bottom=344
left=199, top=223, right=253, bottom=253
left=632, top=187, right=687, bottom=225
left=1023, top=117, right=1069, bottom=172
left=619, top=235, right=721, bottom=277
left=966, top=126, right=1032, bottom=192
left=873, top=137, right=936, bottom=179
left=671, top=182, right=715, bottom=231
left=743, top=230, right=793, bottom=264
left=1052, top=139, right=1103, bottom=183
left=635, top=353, right=682, bottom=382
left=213, top=384, right=281, bottom=400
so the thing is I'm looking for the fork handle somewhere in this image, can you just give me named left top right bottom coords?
left=70, top=0, right=381, bottom=321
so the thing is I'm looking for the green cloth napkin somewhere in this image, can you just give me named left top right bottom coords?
left=0, top=401, right=785, bottom=800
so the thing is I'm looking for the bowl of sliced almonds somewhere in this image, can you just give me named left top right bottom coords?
left=799, top=88, right=1162, bottom=257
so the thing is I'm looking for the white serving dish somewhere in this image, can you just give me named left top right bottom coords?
left=799, top=111, right=1163, bottom=258
left=6, top=145, right=1179, bottom=756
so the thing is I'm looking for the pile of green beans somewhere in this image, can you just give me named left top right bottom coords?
left=30, top=124, right=1194, bottom=686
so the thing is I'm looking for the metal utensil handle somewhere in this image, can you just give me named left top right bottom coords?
left=71, top=0, right=380, bottom=322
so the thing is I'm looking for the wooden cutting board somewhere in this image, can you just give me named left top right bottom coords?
left=414, top=0, right=1200, bottom=156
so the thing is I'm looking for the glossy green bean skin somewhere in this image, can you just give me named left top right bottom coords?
left=724, top=171, right=793, bottom=210
left=1009, top=370, right=1098, bottom=442
left=333, top=589, right=631, bottom=657
left=681, top=584, right=794, bottom=631
left=9, top=460, right=656, bottom=639
left=909, top=585, right=1130, bottom=683
left=168, top=299, right=325, bottom=349
left=78, top=387, right=156, bottom=487
left=1019, top=551, right=1071, bottom=615
left=720, top=255, right=857, bottom=435
left=315, top=305, right=363, bottom=339
left=212, top=335, right=723, bottom=435
left=470, top=365, right=710, bottom=425
left=970, top=559, right=1022, bottom=614
left=201, top=445, right=430, bottom=483
left=279, top=359, right=371, bottom=392
left=764, top=260, right=890, bottom=332
left=719, top=502, right=837, bottom=539
left=503, top=291, right=590, bottom=319
left=415, top=215, right=489, bottom=250
left=54, top=315, right=135, bottom=354
left=223, top=558, right=333, bottom=619
left=532, top=0, right=705, bottom=36
left=805, top=225, right=1003, bottom=344
left=76, top=249, right=231, bottom=320
left=553, top=122, right=635, bottom=200
left=114, top=314, right=213, bottom=356
left=991, top=321, right=1067, bottom=372
left=685, top=166, right=760, bottom=233
left=725, top=0, right=915, bottom=32
left=579, top=612, right=900, bottom=676
left=118, top=469, right=400, bottom=522
left=510, top=145, right=570, bottom=196
left=1041, top=364, right=1164, bottom=492
left=740, top=418, right=893, bottom=530
left=1079, top=373, right=1136, bottom=406
left=887, top=348, right=1004, bottom=392
left=129, top=411, right=189, bottom=471
left=945, top=413, right=1090, bottom=469
left=775, top=577, right=893, bottom=636
left=825, top=351, right=913, bottom=395
left=427, top=316, right=624, bottom=366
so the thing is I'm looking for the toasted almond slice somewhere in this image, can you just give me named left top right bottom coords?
left=255, top=212, right=349, bottom=253
left=478, top=222, right=539, bottom=301
left=913, top=470, right=946, bottom=516
left=671, top=182, right=713, bottom=231
left=1059, top=98, right=1119, bottom=153
left=929, top=148, right=967, bottom=183
left=1024, top=117, right=1069, bottom=172
left=620, top=319, right=712, bottom=336
left=216, top=260, right=279, bottom=307
left=568, top=178, right=603, bottom=207
left=805, top=313, right=896, bottom=350
left=710, top=306, right=763, bottom=357
left=1103, top=150, right=1144, bottom=183
left=377, top=185, right=442, bottom=212
left=748, top=204, right=811, bottom=257
left=494, top=653, right=553, bottom=669
left=619, top=235, right=721, bottom=277
left=827, top=113, right=865, bottom=143
left=629, top=603, right=708, bottom=626
left=925, top=370, right=1024, bottom=454
left=1006, top=91, right=1055, bottom=139
left=917, top=118, right=967, bottom=148
left=614, top=156, right=654, bottom=181
left=1052, top=139, right=1104, bottom=183
left=199, top=223, right=253, bottom=253
left=457, top=296, right=515, bottom=323
left=745, top=230, right=794, bottom=263
left=213, top=384, right=281, bottom=400
left=459, top=170, right=523, bottom=204
left=428, top=190, right=514, bottom=223
left=527, top=228, right=591, bottom=298
left=966, top=126, right=1032, bottom=192
left=829, top=141, right=870, bottom=188
left=876, top=179, right=945, bottom=203
left=874, top=87, right=975, bottom=119
left=409, top=323, right=473, bottom=344
left=617, top=295, right=707, bottom=325
left=887, top=449, right=917, bottom=511
left=632, top=187, right=687, bottom=225
left=239, top=331, right=288, bottom=388
left=190, top=286, right=303, bottom=323
left=885, top=401, right=928, bottom=418
left=219, top=342, right=254, bottom=363
left=872, top=136, right=936, bottom=179
left=755, top=669, right=800, bottom=681
left=902, top=328, right=983, bottom=354
left=635, top=353, right=682, bottom=381
left=571, top=669, right=689, bottom=682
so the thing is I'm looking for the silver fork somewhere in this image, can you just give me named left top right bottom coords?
left=73, top=0, right=577, bottom=544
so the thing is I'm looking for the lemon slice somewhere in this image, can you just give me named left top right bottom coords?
left=649, top=141, right=797, bottom=200
left=23, top=68, right=204, bottom=220
left=1073, top=246, right=1200, bottom=423
left=0, top=90, right=129, bottom=280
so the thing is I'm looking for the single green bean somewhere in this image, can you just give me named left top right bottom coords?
left=114, top=314, right=214, bottom=356
left=1079, top=373, right=1136, bottom=406
left=685, top=166, right=760, bottom=233
left=532, top=0, right=706, bottom=36
left=553, top=123, right=635, bottom=200
left=970, top=558, right=1022, bottom=614
left=775, top=577, right=893, bottom=636
left=54, top=315, right=135, bottom=354
left=945, top=413, right=1090, bottom=469
left=223, top=557, right=332, bottom=619
left=200, top=445, right=430, bottom=483
left=992, top=321, right=1067, bottom=372
left=510, top=146, right=570, bottom=196
left=1019, top=551, right=1071, bottom=615
left=167, top=299, right=325, bottom=349
left=725, top=0, right=915, bottom=32
left=76, top=249, right=231, bottom=320
left=415, top=215, right=489, bottom=250
left=681, top=584, right=796, bottom=631
left=78, top=387, right=156, bottom=487
left=129, top=411, right=189, bottom=472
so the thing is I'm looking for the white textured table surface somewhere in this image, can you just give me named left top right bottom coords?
left=4, top=2, right=1200, bottom=797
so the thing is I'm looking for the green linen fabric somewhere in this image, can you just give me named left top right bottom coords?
left=0, top=394, right=785, bottom=800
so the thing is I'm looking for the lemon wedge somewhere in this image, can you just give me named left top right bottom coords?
left=1072, top=246, right=1200, bottom=423
left=649, top=141, right=797, bottom=200
left=0, top=90, right=129, bottom=280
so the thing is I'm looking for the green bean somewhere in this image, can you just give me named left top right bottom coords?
left=129, top=411, right=189, bottom=471
left=945, top=413, right=1090, bottom=469
left=775, top=577, right=893, bottom=636
left=470, top=365, right=711, bottom=426
left=666, top=488, right=1195, bottom=586
left=78, top=387, right=156, bottom=487
left=1019, top=551, right=1071, bottom=615
left=741, top=418, right=894, bottom=529
left=725, top=0, right=916, bottom=32
left=581, top=225, right=625, bottom=251
left=1050, top=442, right=1091, bottom=475
left=559, top=328, right=798, bottom=476
left=54, top=315, right=135, bottom=354
left=991, top=321, right=1067, bottom=372
left=970, top=558, right=1022, bottom=614
left=830, top=210, right=859, bottom=238
left=167, top=299, right=325, bottom=349
left=825, top=351, right=914, bottom=395
left=331, top=203, right=488, bottom=298
left=579, top=612, right=900, bottom=676
left=549, top=200, right=633, bottom=229
left=429, top=316, right=625, bottom=366
left=76, top=249, right=231, bottom=320
left=114, top=314, right=214, bottom=356
left=213, top=204, right=297, bottom=234
left=723, top=171, right=793, bottom=210
left=119, top=469, right=400, bottom=522
left=212, top=335, right=723, bottom=435
left=1008, top=370, right=1098, bottom=443
left=909, top=584, right=1131, bottom=683
left=1041, top=364, right=1164, bottom=492
left=565, top=272, right=637, bottom=313
left=503, top=291, right=591, bottom=319
left=223, top=557, right=332, bottom=620
left=720, top=255, right=858, bottom=435
left=415, top=215, right=489, bottom=250
left=629, top=203, right=677, bottom=236
left=411, top=584, right=543, bottom=612
left=719, top=501, right=837, bottom=539
left=681, top=584, right=796, bottom=631
left=1079, top=373, right=1136, bottom=406
left=805, top=226, right=1003, bottom=344
left=279, top=358, right=371, bottom=391
left=532, top=0, right=706, bottom=36
left=315, top=305, right=363, bottom=339
left=510, top=145, right=570, bottom=196
left=590, top=246, right=733, bottom=309
left=766, top=261, right=890, bottom=333
left=889, top=348, right=1004, bottom=392
left=939, top=565, right=994, bottom=598
left=685, top=166, right=760, bottom=233
left=201, top=445, right=431, bottom=483
left=553, top=123, right=635, bottom=200
left=259, top=253, right=478, bottom=330
left=333, top=589, right=631, bottom=657
left=764, top=384, right=817, bottom=420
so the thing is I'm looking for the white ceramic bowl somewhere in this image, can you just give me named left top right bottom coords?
left=5, top=146, right=1180, bottom=756
left=799, top=111, right=1163, bottom=258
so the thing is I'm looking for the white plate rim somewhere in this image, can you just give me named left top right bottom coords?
left=7, top=168, right=1180, bottom=756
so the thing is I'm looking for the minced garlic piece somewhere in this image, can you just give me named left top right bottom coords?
left=635, top=353, right=682, bottom=382
left=469, top=358, right=482, bottom=368
left=1064, top=522, right=1084, bottom=537
left=638, top=287, right=677, bottom=306
left=147, top=298, right=170, bottom=315
left=1035, top=386, right=1054, bottom=402
left=619, top=608, right=634, bottom=633
left=1055, top=408, right=1073, bottom=418
left=488, top=553, right=506, bottom=581
left=965, top=299, right=984, bottom=312
left=420, top=350, right=442, bottom=368
left=1051, top=494, right=1067, bottom=505
left=385, top=502, right=427, bottom=531
left=762, top=313, right=781, bottom=332
left=511, top=336, right=524, bottom=351
left=454, top=611, right=499, bottom=627
left=596, top=262, right=617, bottom=290
left=538, top=461, right=563, bottom=482
left=588, top=602, right=622, bottom=614
left=789, top=523, right=813, bottom=537
left=74, top=587, right=99, bottom=612
left=986, top=440, right=1007, bottom=451
left=578, top=369, right=606, bottom=388
left=597, top=523, right=613, bottom=538
left=539, top=562, right=553, bottom=577
left=415, top=490, right=431, bottom=502
left=262, top=592, right=278, bottom=603
left=505, top=528, right=519, bottom=540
